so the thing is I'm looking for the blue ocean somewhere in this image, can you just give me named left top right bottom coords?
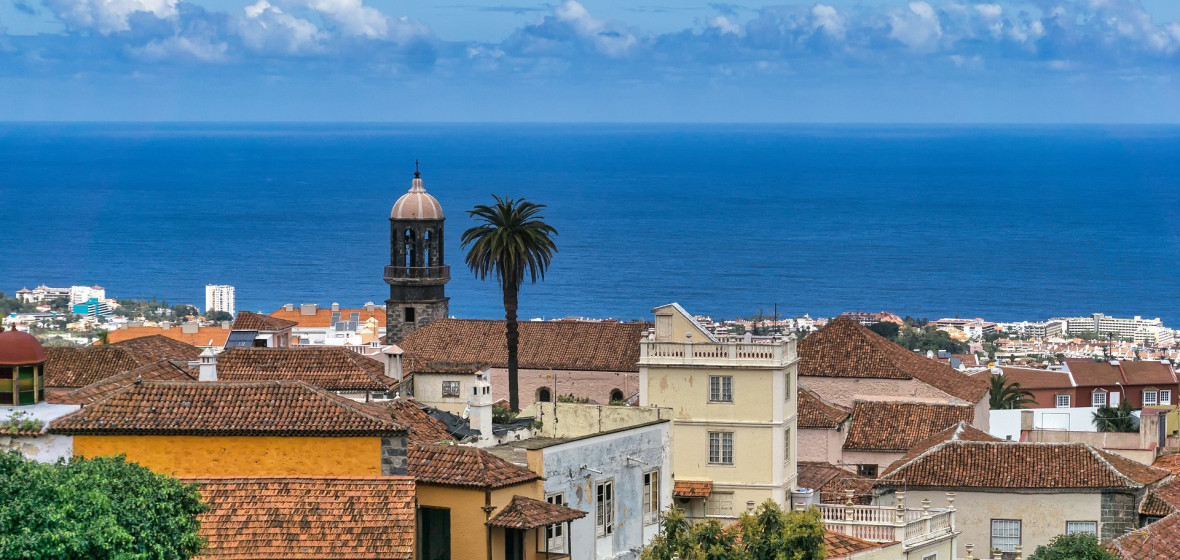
left=2, top=123, right=1179, bottom=325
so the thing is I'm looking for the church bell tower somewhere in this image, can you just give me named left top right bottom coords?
left=384, top=163, right=449, bottom=343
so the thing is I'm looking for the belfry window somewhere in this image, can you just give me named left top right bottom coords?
left=404, top=229, right=416, bottom=268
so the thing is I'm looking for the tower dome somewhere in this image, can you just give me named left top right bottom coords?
left=391, top=165, right=443, bottom=220
left=0, top=327, right=46, bottom=365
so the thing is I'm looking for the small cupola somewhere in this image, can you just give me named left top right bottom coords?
left=390, top=162, right=444, bottom=221
left=0, top=326, right=47, bottom=406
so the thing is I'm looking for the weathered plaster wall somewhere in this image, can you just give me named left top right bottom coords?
left=0, top=434, right=72, bottom=463
left=840, top=449, right=904, bottom=472
left=414, top=371, right=473, bottom=414
left=522, top=402, right=673, bottom=439
left=897, top=489, right=1101, bottom=557
left=71, top=435, right=384, bottom=477
left=534, top=422, right=672, bottom=560
left=490, top=368, right=640, bottom=409
left=797, top=427, right=844, bottom=465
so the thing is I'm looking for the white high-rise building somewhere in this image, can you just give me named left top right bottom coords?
left=69, top=285, right=105, bottom=306
left=205, top=285, right=236, bottom=316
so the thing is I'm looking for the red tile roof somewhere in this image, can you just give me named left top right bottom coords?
left=104, top=326, right=232, bottom=349
left=1108, top=512, right=1180, bottom=559
left=45, top=336, right=201, bottom=388
left=48, top=381, right=407, bottom=437
left=1066, top=360, right=1178, bottom=387
left=232, top=311, right=297, bottom=332
left=355, top=399, right=454, bottom=444
left=797, top=386, right=850, bottom=429
left=842, top=401, right=976, bottom=452
left=1138, top=478, right=1180, bottom=517
left=213, top=347, right=396, bottom=391
left=1121, top=361, right=1178, bottom=385
left=399, top=319, right=645, bottom=373
left=882, top=421, right=1001, bottom=475
left=269, top=307, right=386, bottom=328
left=798, top=316, right=989, bottom=402
left=990, top=367, right=1074, bottom=390
left=185, top=476, right=414, bottom=560
left=408, top=442, right=540, bottom=490
left=486, top=495, right=587, bottom=529
left=47, top=360, right=196, bottom=405
left=673, top=480, right=712, bottom=498
left=880, top=441, right=1170, bottom=489
left=1153, top=453, right=1180, bottom=475
left=824, top=530, right=890, bottom=559
left=796, top=462, right=873, bottom=505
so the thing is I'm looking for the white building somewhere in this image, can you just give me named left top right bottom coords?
left=68, top=285, right=106, bottom=306
left=205, top=285, right=236, bottom=315
left=1060, top=313, right=1174, bottom=346
left=15, top=285, right=69, bottom=303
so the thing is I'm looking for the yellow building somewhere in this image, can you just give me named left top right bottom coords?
left=639, top=303, right=799, bottom=520
left=48, top=380, right=409, bottom=477
left=409, top=442, right=585, bottom=560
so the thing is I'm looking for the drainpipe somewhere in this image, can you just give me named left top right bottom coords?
left=482, top=491, right=495, bottom=560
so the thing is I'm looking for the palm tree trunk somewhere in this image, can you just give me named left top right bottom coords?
left=503, top=282, right=520, bottom=412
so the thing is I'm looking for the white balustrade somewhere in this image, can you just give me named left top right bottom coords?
left=816, top=505, right=954, bottom=546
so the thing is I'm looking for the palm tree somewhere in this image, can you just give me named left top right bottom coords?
left=462, top=195, right=558, bottom=412
left=988, top=374, right=1036, bottom=410
left=1093, top=400, right=1138, bottom=432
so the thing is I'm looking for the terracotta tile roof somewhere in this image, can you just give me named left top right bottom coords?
left=797, top=316, right=990, bottom=402
left=213, top=347, right=396, bottom=391
left=47, top=380, right=407, bottom=437
left=398, top=319, right=645, bottom=373
left=842, top=400, right=975, bottom=451
left=232, top=311, right=297, bottom=332
left=990, top=367, right=1074, bottom=390
left=408, top=442, right=540, bottom=490
left=486, top=495, right=587, bottom=529
left=1153, top=453, right=1180, bottom=475
left=45, top=336, right=200, bottom=388
left=824, top=530, right=890, bottom=559
left=268, top=307, right=386, bottom=328
left=1139, top=478, right=1180, bottom=517
left=185, top=476, right=414, bottom=560
left=797, top=385, right=850, bottom=429
left=1108, top=512, right=1180, bottom=559
left=880, top=441, right=1170, bottom=489
left=355, top=399, right=454, bottom=444
left=882, top=421, right=1001, bottom=474
left=47, top=360, right=196, bottom=405
left=105, top=326, right=231, bottom=348
left=1121, top=361, right=1178, bottom=385
left=1065, top=359, right=1178, bottom=387
left=673, top=480, right=712, bottom=498
left=796, top=462, right=873, bottom=504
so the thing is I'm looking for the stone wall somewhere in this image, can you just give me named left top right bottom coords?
left=384, top=298, right=448, bottom=343
left=1101, top=491, right=1138, bottom=541
left=380, top=435, right=408, bottom=476
left=522, top=401, right=673, bottom=439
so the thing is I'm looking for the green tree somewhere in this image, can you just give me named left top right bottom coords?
left=461, top=195, right=558, bottom=412
left=989, top=374, right=1036, bottom=409
left=1028, top=533, right=1117, bottom=560
left=204, top=310, right=234, bottom=322
left=0, top=451, right=207, bottom=559
left=1093, top=400, right=1138, bottom=432
left=640, top=501, right=826, bottom=560
left=867, top=321, right=900, bottom=339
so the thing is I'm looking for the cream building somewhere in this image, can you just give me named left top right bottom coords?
left=639, top=303, right=798, bottom=520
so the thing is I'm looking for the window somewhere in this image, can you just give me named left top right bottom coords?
left=706, top=492, right=734, bottom=517
left=922, top=554, right=937, bottom=560
left=708, top=432, right=734, bottom=465
left=595, top=481, right=614, bottom=536
left=404, top=307, right=415, bottom=323
left=1162, top=390, right=1173, bottom=405
left=441, top=381, right=460, bottom=398
left=1092, top=390, right=1107, bottom=407
left=991, top=519, right=1021, bottom=552
left=1144, top=390, right=1159, bottom=406
left=546, top=493, right=566, bottom=551
left=857, top=464, right=878, bottom=478
left=643, top=470, right=660, bottom=524
left=1055, top=394, right=1071, bottom=408
left=709, top=376, right=733, bottom=402
left=784, top=428, right=792, bottom=465
left=537, top=387, right=552, bottom=402
left=1066, top=521, right=1098, bottom=536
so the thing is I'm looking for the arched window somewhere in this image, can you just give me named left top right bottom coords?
left=403, top=229, right=416, bottom=268
left=609, top=389, right=625, bottom=403
left=537, top=387, right=552, bottom=403
left=423, top=229, right=432, bottom=269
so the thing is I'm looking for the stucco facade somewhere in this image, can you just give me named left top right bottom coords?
left=416, top=481, right=549, bottom=560
left=492, top=367, right=641, bottom=409
left=797, top=426, right=844, bottom=465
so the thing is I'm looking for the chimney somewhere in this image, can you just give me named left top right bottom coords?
left=220, top=321, right=232, bottom=329
left=364, top=302, right=375, bottom=312
left=331, top=302, right=340, bottom=312
left=284, top=303, right=294, bottom=312
left=181, top=322, right=198, bottom=334
left=300, top=304, right=317, bottom=316
left=160, top=322, right=172, bottom=330
left=469, top=371, right=494, bottom=440
left=383, top=345, right=404, bottom=381
left=198, top=348, right=217, bottom=382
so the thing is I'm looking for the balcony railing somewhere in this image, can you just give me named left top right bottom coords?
left=384, top=265, right=450, bottom=280
left=639, top=339, right=796, bottom=366
left=815, top=497, right=957, bottom=549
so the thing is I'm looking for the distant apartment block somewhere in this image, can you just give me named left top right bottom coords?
left=1060, top=313, right=1175, bottom=346
left=14, top=285, right=70, bottom=303
left=932, top=318, right=997, bottom=339
left=205, top=284, right=235, bottom=315
left=68, top=285, right=105, bottom=306
left=1000, top=320, right=1064, bottom=338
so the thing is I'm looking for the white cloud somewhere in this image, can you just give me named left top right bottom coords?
left=237, top=0, right=323, bottom=53
left=974, top=3, right=1002, bottom=19
left=890, top=1, right=943, bottom=51
left=301, top=0, right=389, bottom=38
left=553, top=0, right=637, bottom=57
left=44, top=0, right=178, bottom=34
left=708, top=15, right=743, bottom=36
left=131, top=35, right=227, bottom=61
left=811, top=4, right=846, bottom=39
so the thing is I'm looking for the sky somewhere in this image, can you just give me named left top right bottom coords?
left=1, top=0, right=1179, bottom=121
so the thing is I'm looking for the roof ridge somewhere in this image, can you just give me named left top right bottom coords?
left=1087, top=445, right=1166, bottom=487
left=881, top=435, right=956, bottom=479
left=181, top=475, right=415, bottom=481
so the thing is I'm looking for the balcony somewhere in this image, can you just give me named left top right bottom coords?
left=815, top=492, right=957, bottom=550
left=639, top=337, right=797, bottom=367
left=383, top=265, right=450, bottom=282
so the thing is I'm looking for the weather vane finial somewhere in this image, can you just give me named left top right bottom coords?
left=414, top=160, right=420, bottom=178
